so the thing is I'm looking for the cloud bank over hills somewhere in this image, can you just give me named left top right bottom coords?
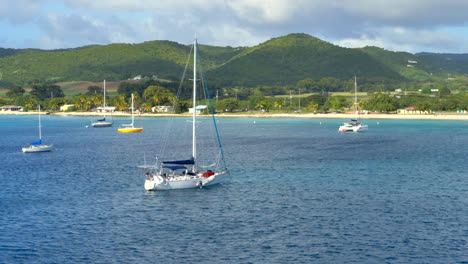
left=1, top=0, right=468, bottom=53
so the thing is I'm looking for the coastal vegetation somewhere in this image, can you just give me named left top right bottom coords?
left=3, top=76, right=468, bottom=114
left=1, top=33, right=468, bottom=114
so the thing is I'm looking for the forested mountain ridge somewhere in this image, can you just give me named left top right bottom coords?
left=0, top=33, right=467, bottom=88
left=209, top=33, right=403, bottom=86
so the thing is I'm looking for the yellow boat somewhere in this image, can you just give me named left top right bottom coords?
left=118, top=93, right=143, bottom=133
left=118, top=127, right=143, bottom=133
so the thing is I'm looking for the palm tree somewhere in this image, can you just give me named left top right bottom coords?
left=73, top=95, right=86, bottom=110
left=141, top=102, right=152, bottom=112
left=274, top=99, right=283, bottom=110
left=84, top=96, right=94, bottom=111
left=23, top=95, right=37, bottom=110
left=91, top=94, right=102, bottom=109
left=114, top=94, right=129, bottom=111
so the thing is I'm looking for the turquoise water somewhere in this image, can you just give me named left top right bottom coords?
left=1, top=116, right=467, bottom=263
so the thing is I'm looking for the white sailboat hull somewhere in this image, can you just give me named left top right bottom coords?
left=144, top=172, right=227, bottom=191
left=22, top=144, right=55, bottom=153
left=339, top=124, right=368, bottom=132
left=92, top=121, right=113, bottom=127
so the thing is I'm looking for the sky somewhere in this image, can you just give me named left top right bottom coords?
left=1, top=0, right=468, bottom=53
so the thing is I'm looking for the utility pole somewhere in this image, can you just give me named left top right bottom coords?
left=298, top=88, right=301, bottom=110
left=289, top=90, right=292, bottom=110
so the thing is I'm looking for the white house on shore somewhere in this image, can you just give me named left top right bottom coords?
left=1, top=105, right=23, bottom=111
left=397, top=105, right=432, bottom=114
left=152, top=106, right=174, bottom=113
left=96, top=106, right=116, bottom=113
left=188, top=105, right=207, bottom=114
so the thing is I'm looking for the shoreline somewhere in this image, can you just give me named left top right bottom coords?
left=2, top=110, right=468, bottom=120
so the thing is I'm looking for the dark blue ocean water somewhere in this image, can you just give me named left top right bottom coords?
left=1, top=115, right=467, bottom=264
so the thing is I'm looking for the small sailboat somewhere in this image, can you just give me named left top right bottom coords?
left=92, top=80, right=113, bottom=127
left=143, top=39, right=228, bottom=190
left=22, top=105, right=55, bottom=153
left=339, top=76, right=368, bottom=132
left=117, top=93, right=143, bottom=133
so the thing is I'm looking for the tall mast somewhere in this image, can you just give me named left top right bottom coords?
left=103, top=80, right=106, bottom=107
left=38, top=105, right=42, bottom=140
left=354, top=75, right=359, bottom=117
left=192, top=39, right=197, bottom=160
left=354, top=75, right=357, bottom=106
left=298, top=88, right=301, bottom=110
left=131, top=93, right=135, bottom=126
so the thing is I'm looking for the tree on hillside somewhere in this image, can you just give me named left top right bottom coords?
left=297, top=78, right=318, bottom=92
left=47, top=97, right=68, bottom=110
left=90, top=94, right=102, bottom=109
left=247, top=89, right=265, bottom=109
left=30, top=84, right=65, bottom=101
left=6, top=86, right=25, bottom=98
left=364, top=93, right=398, bottom=112
left=221, top=98, right=240, bottom=112
left=117, top=82, right=145, bottom=97
left=112, top=94, right=130, bottom=111
left=416, top=100, right=434, bottom=112
left=23, top=95, right=37, bottom=110
left=317, top=77, right=341, bottom=92
left=48, top=85, right=65, bottom=98
left=175, top=101, right=190, bottom=113
left=305, top=94, right=327, bottom=108
left=87, top=85, right=103, bottom=95
left=73, top=94, right=88, bottom=110
left=274, top=99, right=284, bottom=110
left=326, top=96, right=349, bottom=110
left=438, top=86, right=451, bottom=96
left=143, top=85, right=174, bottom=105
left=255, top=100, right=272, bottom=111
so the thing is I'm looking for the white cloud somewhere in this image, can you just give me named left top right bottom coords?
left=0, top=0, right=41, bottom=24
left=204, top=24, right=269, bottom=47
left=3, top=0, right=468, bottom=52
left=334, top=27, right=468, bottom=53
left=224, top=0, right=298, bottom=24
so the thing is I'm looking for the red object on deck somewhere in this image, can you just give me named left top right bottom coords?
left=203, top=171, right=215, bottom=177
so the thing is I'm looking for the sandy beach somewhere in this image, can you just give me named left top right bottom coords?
left=2, top=110, right=468, bottom=120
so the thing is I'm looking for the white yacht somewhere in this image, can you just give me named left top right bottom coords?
left=22, top=105, right=55, bottom=153
left=339, top=76, right=368, bottom=132
left=143, top=39, right=228, bottom=190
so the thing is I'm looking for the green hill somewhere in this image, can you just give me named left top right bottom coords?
left=0, top=41, right=241, bottom=87
left=1, top=33, right=468, bottom=89
left=209, top=33, right=403, bottom=86
left=361, top=46, right=434, bottom=81
left=415, top=52, right=468, bottom=76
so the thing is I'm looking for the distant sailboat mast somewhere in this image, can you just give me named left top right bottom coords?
left=131, top=93, right=135, bottom=126
left=103, top=80, right=106, bottom=108
left=354, top=75, right=359, bottom=118
left=38, top=105, right=42, bottom=141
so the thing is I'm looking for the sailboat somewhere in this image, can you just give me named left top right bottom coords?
left=143, top=39, right=228, bottom=190
left=117, top=93, right=143, bottom=133
left=338, top=76, right=368, bottom=132
left=92, top=80, right=113, bottom=127
left=22, top=105, right=55, bottom=153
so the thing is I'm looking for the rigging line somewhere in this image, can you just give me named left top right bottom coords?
left=197, top=48, right=228, bottom=170
left=198, top=64, right=218, bottom=153
left=158, top=45, right=194, bottom=159
left=176, top=45, right=193, bottom=101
